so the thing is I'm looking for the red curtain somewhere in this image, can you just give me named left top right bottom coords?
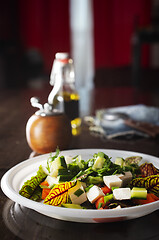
left=93, top=0, right=151, bottom=68
left=0, top=0, right=152, bottom=89
left=1, top=0, right=151, bottom=73
left=18, top=0, right=70, bottom=72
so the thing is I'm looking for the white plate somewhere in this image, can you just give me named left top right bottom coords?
left=1, top=149, right=159, bottom=223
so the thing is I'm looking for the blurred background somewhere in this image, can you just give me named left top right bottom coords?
left=0, top=0, right=159, bottom=111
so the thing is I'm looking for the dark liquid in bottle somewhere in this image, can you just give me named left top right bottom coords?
left=63, top=92, right=81, bottom=135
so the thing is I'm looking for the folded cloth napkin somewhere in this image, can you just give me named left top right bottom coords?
left=92, top=104, right=159, bottom=139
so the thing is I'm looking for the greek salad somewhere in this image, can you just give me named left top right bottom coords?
left=19, top=149, right=159, bottom=210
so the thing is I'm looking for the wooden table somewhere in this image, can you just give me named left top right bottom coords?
left=1, top=86, right=159, bottom=240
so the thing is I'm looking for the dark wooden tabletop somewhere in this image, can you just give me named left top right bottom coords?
left=1, top=86, right=159, bottom=240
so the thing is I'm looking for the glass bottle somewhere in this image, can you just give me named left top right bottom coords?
left=48, top=53, right=81, bottom=135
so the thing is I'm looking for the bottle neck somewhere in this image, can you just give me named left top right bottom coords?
left=50, top=57, right=74, bottom=86
left=48, top=55, right=77, bottom=105
left=63, top=82, right=76, bottom=93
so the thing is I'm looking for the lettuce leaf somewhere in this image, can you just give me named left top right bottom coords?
left=44, top=181, right=76, bottom=206
left=140, top=163, right=159, bottom=177
left=19, top=165, right=47, bottom=199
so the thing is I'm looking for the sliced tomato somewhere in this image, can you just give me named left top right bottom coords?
left=149, top=193, right=159, bottom=201
left=133, top=193, right=156, bottom=205
left=95, top=196, right=105, bottom=209
left=95, top=195, right=111, bottom=209
left=101, top=186, right=111, bottom=195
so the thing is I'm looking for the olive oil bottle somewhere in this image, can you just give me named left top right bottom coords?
left=48, top=53, right=81, bottom=135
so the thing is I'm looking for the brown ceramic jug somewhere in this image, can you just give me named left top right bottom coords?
left=26, top=97, right=72, bottom=154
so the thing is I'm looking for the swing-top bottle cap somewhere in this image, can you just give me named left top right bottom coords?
left=55, top=52, right=69, bottom=60
left=50, top=52, right=74, bottom=86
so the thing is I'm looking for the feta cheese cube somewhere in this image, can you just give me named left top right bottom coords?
left=103, top=175, right=122, bottom=189
left=113, top=188, right=131, bottom=200
left=116, top=171, right=132, bottom=187
left=121, top=171, right=132, bottom=186
left=86, top=185, right=104, bottom=203
left=68, top=181, right=87, bottom=205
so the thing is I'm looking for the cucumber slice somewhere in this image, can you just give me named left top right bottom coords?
left=104, top=194, right=113, bottom=203
left=59, top=156, right=67, bottom=168
left=115, top=157, right=124, bottom=167
left=50, top=156, right=67, bottom=177
left=92, top=156, right=105, bottom=170
left=58, top=175, right=74, bottom=182
left=57, top=168, right=70, bottom=176
left=131, top=187, right=147, bottom=199
left=87, top=176, right=103, bottom=184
